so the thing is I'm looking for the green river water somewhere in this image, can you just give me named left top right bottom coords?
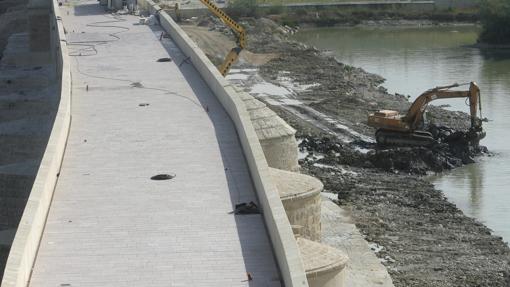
left=292, top=25, right=510, bottom=243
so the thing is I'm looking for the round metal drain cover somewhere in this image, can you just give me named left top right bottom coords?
left=151, top=174, right=175, bottom=180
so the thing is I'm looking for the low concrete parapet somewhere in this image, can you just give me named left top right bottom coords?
left=435, top=0, right=478, bottom=9
left=0, top=0, right=71, bottom=286
left=138, top=1, right=309, bottom=286
left=130, top=2, right=353, bottom=287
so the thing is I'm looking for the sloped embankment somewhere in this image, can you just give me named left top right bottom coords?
left=180, top=16, right=510, bottom=287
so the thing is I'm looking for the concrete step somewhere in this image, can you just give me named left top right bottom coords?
left=0, top=67, right=55, bottom=90
left=0, top=172, right=34, bottom=230
left=1, top=33, right=30, bottom=55
left=0, top=173, right=36, bottom=199
left=0, top=197, right=28, bottom=229
left=0, top=135, right=47, bottom=166
left=0, top=88, right=57, bottom=101
left=0, top=229, right=17, bottom=247
left=0, top=33, right=52, bottom=68
left=0, top=197, right=28, bottom=210
left=0, top=98, right=56, bottom=123
left=0, top=117, right=54, bottom=136
left=0, top=160, right=39, bottom=176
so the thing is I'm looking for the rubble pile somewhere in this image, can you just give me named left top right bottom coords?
left=299, top=130, right=489, bottom=175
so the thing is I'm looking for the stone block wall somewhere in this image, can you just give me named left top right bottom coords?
left=260, top=136, right=299, bottom=172
left=243, top=92, right=348, bottom=286
left=435, top=0, right=479, bottom=9
left=282, top=194, right=322, bottom=241
left=237, top=88, right=300, bottom=172
left=270, top=167, right=322, bottom=241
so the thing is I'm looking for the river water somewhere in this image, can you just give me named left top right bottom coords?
left=292, top=25, right=510, bottom=242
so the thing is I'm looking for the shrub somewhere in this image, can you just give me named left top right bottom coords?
left=479, top=0, right=510, bottom=44
left=281, top=15, right=298, bottom=27
left=226, top=0, right=259, bottom=18
left=294, top=7, right=309, bottom=17
left=266, top=4, right=285, bottom=15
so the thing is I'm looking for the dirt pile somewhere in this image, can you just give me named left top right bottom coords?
left=298, top=135, right=510, bottom=287
left=180, top=17, right=280, bottom=67
left=247, top=18, right=510, bottom=287
left=241, top=17, right=490, bottom=173
left=256, top=43, right=473, bottom=138
left=299, top=129, right=488, bottom=175
left=181, top=16, right=510, bottom=287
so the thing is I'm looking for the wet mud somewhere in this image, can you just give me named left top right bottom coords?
left=246, top=18, right=510, bottom=287
left=182, top=16, right=510, bottom=287
left=298, top=135, right=510, bottom=286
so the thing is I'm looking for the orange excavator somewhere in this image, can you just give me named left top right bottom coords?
left=368, top=82, right=486, bottom=146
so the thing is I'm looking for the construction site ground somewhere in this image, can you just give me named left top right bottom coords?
left=180, top=17, right=510, bottom=287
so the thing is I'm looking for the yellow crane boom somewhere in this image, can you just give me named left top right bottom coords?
left=197, top=0, right=246, bottom=76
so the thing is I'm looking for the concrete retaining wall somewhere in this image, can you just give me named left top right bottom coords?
left=138, top=1, right=309, bottom=286
left=0, top=0, right=72, bottom=286
left=435, top=0, right=479, bottom=9
left=160, top=1, right=435, bottom=19
left=259, top=0, right=435, bottom=10
left=282, top=194, right=322, bottom=241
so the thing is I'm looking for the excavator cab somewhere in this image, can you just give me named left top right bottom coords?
left=367, top=110, right=408, bottom=132
left=368, top=82, right=485, bottom=147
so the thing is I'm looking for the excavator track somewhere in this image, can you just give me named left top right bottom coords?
left=375, top=129, right=435, bottom=147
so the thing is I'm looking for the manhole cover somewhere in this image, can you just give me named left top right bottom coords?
left=151, top=174, right=175, bottom=180
left=157, top=57, right=172, bottom=62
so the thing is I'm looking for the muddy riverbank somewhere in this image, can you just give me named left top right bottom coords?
left=266, top=8, right=479, bottom=28
left=299, top=137, right=509, bottom=287
left=180, top=16, right=510, bottom=286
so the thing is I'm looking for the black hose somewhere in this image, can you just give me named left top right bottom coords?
left=479, top=91, right=483, bottom=119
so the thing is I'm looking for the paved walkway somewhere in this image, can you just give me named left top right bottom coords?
left=29, top=2, right=280, bottom=286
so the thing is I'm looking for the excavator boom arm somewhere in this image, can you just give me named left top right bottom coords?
left=219, top=47, right=242, bottom=76
left=198, top=0, right=246, bottom=76
left=405, top=82, right=481, bottom=129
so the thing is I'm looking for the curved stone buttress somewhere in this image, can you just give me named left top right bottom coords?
left=270, top=167, right=322, bottom=241
left=239, top=88, right=349, bottom=287
left=237, top=88, right=300, bottom=172
left=298, top=237, right=349, bottom=287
